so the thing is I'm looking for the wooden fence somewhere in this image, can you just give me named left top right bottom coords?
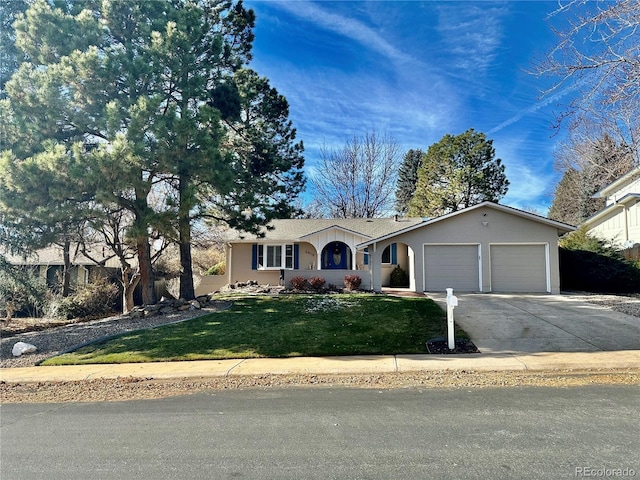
left=622, top=245, right=640, bottom=261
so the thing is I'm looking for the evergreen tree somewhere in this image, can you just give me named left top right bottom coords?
left=548, top=168, right=581, bottom=225
left=209, top=68, right=305, bottom=231
left=408, top=129, right=508, bottom=217
left=1, top=0, right=305, bottom=304
left=394, top=149, right=423, bottom=215
left=0, top=0, right=29, bottom=98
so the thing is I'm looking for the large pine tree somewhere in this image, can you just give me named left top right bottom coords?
left=1, top=0, right=305, bottom=304
left=408, top=129, right=508, bottom=217
left=394, top=149, right=423, bottom=215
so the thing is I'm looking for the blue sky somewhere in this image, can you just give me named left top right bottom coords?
left=244, top=0, right=575, bottom=214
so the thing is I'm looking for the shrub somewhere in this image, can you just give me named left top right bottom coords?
left=0, top=264, right=49, bottom=319
left=308, top=276, right=326, bottom=290
left=204, top=261, right=226, bottom=276
left=49, top=277, right=120, bottom=319
left=390, top=265, right=409, bottom=287
left=559, top=226, right=640, bottom=293
left=343, top=274, right=362, bottom=291
left=289, top=276, right=307, bottom=290
left=559, top=248, right=640, bottom=293
left=559, top=225, right=616, bottom=254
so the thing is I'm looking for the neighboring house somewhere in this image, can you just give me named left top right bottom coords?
left=3, top=243, right=121, bottom=291
left=584, top=166, right=640, bottom=248
left=216, top=202, right=574, bottom=295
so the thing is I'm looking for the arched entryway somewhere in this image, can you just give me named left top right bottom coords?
left=381, top=242, right=413, bottom=288
left=321, top=241, right=352, bottom=269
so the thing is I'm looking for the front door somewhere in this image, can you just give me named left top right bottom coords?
left=323, top=242, right=349, bottom=269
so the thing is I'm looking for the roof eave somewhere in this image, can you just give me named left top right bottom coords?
left=357, top=202, right=575, bottom=248
left=584, top=193, right=640, bottom=226
left=299, top=225, right=372, bottom=240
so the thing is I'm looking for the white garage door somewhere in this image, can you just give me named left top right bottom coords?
left=424, top=245, right=479, bottom=292
left=490, top=244, right=548, bottom=293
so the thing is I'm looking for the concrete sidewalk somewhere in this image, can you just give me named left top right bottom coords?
left=2, top=350, right=639, bottom=383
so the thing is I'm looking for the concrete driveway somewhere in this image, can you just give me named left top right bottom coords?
left=426, top=293, right=640, bottom=354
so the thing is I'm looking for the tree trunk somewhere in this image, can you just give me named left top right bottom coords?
left=121, top=267, right=140, bottom=313
left=61, top=239, right=72, bottom=297
left=137, top=238, right=156, bottom=305
left=178, top=174, right=195, bottom=300
left=179, top=231, right=195, bottom=300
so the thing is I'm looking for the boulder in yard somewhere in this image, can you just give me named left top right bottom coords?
left=12, top=342, right=37, bottom=357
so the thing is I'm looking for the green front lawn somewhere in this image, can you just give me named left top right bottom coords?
left=42, top=294, right=469, bottom=365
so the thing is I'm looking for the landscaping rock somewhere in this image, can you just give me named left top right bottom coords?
left=129, top=309, right=145, bottom=319
left=218, top=282, right=285, bottom=295
left=12, top=342, right=37, bottom=357
left=120, top=296, right=235, bottom=319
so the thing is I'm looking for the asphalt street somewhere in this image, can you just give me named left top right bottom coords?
left=1, top=385, right=638, bottom=480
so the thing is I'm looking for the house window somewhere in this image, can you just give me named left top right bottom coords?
left=257, top=244, right=295, bottom=269
left=285, top=244, right=294, bottom=269
left=381, top=243, right=397, bottom=264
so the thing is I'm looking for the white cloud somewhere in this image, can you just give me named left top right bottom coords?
left=268, top=0, right=416, bottom=67
left=487, top=83, right=579, bottom=135
left=258, top=63, right=460, bottom=159
left=434, top=3, right=509, bottom=79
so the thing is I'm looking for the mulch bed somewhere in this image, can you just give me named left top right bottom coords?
left=426, top=337, right=480, bottom=354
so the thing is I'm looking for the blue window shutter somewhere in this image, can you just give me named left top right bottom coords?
left=294, top=244, right=299, bottom=269
left=251, top=244, right=258, bottom=270
left=391, top=243, right=397, bottom=264
left=364, top=247, right=369, bottom=265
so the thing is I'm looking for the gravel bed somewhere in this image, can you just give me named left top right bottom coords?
left=0, top=304, right=230, bottom=368
left=2, top=370, right=639, bottom=404
left=568, top=293, right=640, bottom=318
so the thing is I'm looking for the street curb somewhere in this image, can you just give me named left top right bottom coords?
left=2, top=350, right=639, bottom=383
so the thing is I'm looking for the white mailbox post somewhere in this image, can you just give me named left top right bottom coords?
left=445, top=288, right=458, bottom=350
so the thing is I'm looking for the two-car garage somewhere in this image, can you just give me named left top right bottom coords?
left=423, top=243, right=549, bottom=293
left=364, top=202, right=575, bottom=294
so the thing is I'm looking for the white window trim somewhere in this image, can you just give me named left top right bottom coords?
left=257, top=243, right=295, bottom=270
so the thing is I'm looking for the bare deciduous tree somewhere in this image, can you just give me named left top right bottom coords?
left=548, top=132, right=636, bottom=225
left=309, top=132, right=401, bottom=218
left=533, top=0, right=639, bottom=159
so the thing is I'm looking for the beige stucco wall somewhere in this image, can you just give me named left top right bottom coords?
left=227, top=240, right=370, bottom=286
left=380, top=242, right=410, bottom=287
left=194, top=275, right=229, bottom=296
left=283, top=269, right=372, bottom=290
left=296, top=242, right=317, bottom=270
left=226, top=242, right=280, bottom=285
left=367, top=206, right=563, bottom=294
